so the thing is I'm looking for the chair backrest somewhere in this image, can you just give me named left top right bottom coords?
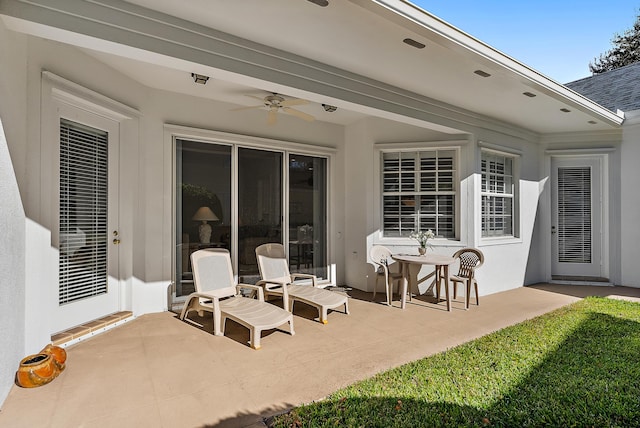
left=191, top=249, right=237, bottom=298
left=255, top=243, right=291, bottom=281
left=452, top=248, right=484, bottom=278
left=370, top=245, right=393, bottom=270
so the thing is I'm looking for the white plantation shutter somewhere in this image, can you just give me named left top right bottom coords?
left=382, top=150, right=456, bottom=238
left=59, top=119, right=109, bottom=304
left=557, top=167, right=591, bottom=263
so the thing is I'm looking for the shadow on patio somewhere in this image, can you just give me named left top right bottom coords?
left=1, top=284, right=638, bottom=427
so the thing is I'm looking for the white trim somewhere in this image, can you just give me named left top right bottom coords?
left=373, top=142, right=463, bottom=244
left=164, top=124, right=337, bottom=155
left=479, top=147, right=521, bottom=242
left=375, top=139, right=468, bottom=152
left=43, top=71, right=140, bottom=120
left=478, top=141, right=523, bottom=156
left=545, top=148, right=616, bottom=155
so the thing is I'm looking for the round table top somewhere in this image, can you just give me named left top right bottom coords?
left=392, top=253, right=456, bottom=265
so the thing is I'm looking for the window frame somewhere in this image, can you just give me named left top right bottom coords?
left=375, top=143, right=462, bottom=244
left=480, top=147, right=520, bottom=240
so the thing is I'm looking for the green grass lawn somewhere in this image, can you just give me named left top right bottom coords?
left=272, top=297, right=640, bottom=427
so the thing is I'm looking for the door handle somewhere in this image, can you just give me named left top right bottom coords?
left=551, top=226, right=556, bottom=234
left=113, top=238, right=121, bottom=245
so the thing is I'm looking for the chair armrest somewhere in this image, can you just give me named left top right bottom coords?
left=236, top=284, right=265, bottom=301
left=290, top=273, right=317, bottom=287
left=256, top=279, right=287, bottom=291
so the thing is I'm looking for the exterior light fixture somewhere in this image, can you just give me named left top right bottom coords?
left=474, top=70, right=491, bottom=77
left=307, top=0, right=329, bottom=6
left=588, top=120, right=597, bottom=124
left=522, top=92, right=537, bottom=98
left=191, top=73, right=210, bottom=85
left=322, top=104, right=337, bottom=112
left=560, top=108, right=571, bottom=113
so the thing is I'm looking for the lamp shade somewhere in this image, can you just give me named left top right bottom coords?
left=192, top=206, right=219, bottom=222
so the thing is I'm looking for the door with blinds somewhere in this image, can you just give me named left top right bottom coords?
left=551, top=157, right=603, bottom=279
left=55, top=111, right=120, bottom=330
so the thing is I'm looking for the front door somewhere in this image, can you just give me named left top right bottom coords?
left=54, top=107, right=121, bottom=331
left=551, top=156, right=604, bottom=280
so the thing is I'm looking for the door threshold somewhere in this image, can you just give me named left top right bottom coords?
left=51, top=311, right=134, bottom=348
left=551, top=276, right=612, bottom=286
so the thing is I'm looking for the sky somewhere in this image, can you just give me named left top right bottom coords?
left=411, top=1, right=640, bottom=83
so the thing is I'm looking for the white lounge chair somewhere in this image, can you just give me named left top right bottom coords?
left=255, top=243, right=349, bottom=324
left=180, top=249, right=294, bottom=349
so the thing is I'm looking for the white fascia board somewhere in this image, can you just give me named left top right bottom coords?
left=0, top=0, right=538, bottom=140
left=353, top=0, right=624, bottom=127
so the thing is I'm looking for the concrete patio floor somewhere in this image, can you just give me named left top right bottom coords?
left=2, top=284, right=639, bottom=428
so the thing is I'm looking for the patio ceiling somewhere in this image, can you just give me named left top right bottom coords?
left=0, top=0, right=624, bottom=135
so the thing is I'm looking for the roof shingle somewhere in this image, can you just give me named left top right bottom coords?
left=565, top=62, right=640, bottom=113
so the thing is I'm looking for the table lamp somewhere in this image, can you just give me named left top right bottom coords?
left=192, top=206, right=219, bottom=244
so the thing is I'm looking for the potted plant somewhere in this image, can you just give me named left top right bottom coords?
left=409, top=229, right=435, bottom=255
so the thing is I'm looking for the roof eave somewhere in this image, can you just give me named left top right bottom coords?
left=351, top=0, right=625, bottom=127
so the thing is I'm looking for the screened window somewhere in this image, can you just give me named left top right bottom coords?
left=481, top=151, right=516, bottom=237
left=382, top=150, right=456, bottom=238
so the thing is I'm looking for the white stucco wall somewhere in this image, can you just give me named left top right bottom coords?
left=341, top=117, right=546, bottom=296
left=10, top=35, right=346, bottom=356
left=0, top=20, right=27, bottom=408
left=620, top=111, right=640, bottom=287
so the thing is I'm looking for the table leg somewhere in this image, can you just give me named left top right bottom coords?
left=443, top=264, right=451, bottom=311
left=400, top=262, right=408, bottom=309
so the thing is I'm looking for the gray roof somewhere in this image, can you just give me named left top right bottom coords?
left=565, top=62, right=640, bottom=113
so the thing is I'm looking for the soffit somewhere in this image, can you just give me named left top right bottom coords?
left=0, top=0, right=623, bottom=135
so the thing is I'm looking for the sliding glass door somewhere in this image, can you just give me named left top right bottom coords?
left=237, top=148, right=283, bottom=282
left=174, top=138, right=329, bottom=300
left=175, top=140, right=231, bottom=297
left=288, top=154, right=327, bottom=279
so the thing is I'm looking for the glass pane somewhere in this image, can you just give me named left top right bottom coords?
left=289, top=154, right=327, bottom=279
left=175, top=140, right=232, bottom=297
left=238, top=148, right=282, bottom=283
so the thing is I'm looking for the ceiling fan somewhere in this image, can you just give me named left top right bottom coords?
left=231, top=93, right=316, bottom=125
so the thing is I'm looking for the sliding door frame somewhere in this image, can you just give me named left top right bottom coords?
left=166, top=125, right=336, bottom=306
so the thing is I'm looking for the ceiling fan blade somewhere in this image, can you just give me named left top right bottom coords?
left=280, top=98, right=309, bottom=107
left=267, top=109, right=278, bottom=125
left=282, top=107, right=315, bottom=122
left=229, top=105, right=264, bottom=111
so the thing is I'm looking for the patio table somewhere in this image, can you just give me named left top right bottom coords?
left=391, top=253, right=456, bottom=310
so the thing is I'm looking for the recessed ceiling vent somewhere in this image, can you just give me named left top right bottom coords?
left=307, top=0, right=329, bottom=6
left=473, top=70, right=491, bottom=77
left=403, top=38, right=425, bottom=49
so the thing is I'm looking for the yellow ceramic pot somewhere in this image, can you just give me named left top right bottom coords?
left=15, top=353, right=59, bottom=388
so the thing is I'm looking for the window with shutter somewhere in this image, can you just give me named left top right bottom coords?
left=59, top=119, right=109, bottom=305
left=382, top=150, right=456, bottom=238
left=481, top=151, right=516, bottom=237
